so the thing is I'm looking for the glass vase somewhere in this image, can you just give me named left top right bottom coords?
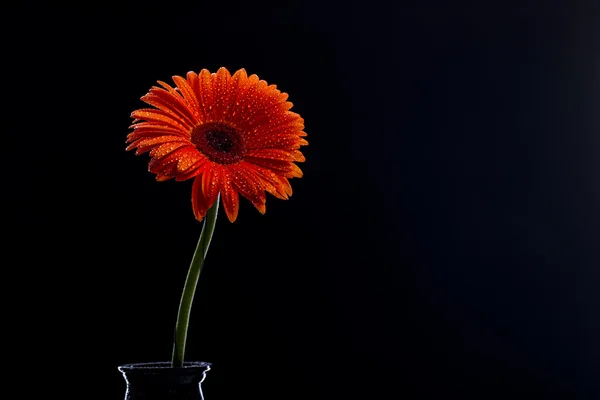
left=118, top=361, right=211, bottom=400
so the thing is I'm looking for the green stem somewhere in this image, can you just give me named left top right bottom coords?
left=172, top=194, right=220, bottom=367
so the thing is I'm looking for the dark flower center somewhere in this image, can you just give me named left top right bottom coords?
left=206, top=130, right=235, bottom=153
left=191, top=122, right=246, bottom=164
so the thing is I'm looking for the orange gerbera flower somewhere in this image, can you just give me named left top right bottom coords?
left=126, top=67, right=307, bottom=223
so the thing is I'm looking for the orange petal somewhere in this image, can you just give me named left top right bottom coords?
left=128, top=135, right=188, bottom=154
left=221, top=68, right=248, bottom=120
left=148, top=146, right=188, bottom=174
left=201, top=163, right=221, bottom=212
left=176, top=159, right=208, bottom=181
left=143, top=87, right=196, bottom=127
left=172, top=75, right=202, bottom=122
left=244, top=156, right=294, bottom=174
left=277, top=176, right=293, bottom=196
left=285, top=163, right=304, bottom=178
left=241, top=162, right=289, bottom=200
left=127, top=123, right=189, bottom=143
left=212, top=67, right=231, bottom=122
left=148, top=146, right=202, bottom=177
left=220, top=168, right=239, bottom=222
left=228, top=73, right=260, bottom=127
left=186, top=71, right=208, bottom=122
left=191, top=165, right=220, bottom=221
left=149, top=141, right=188, bottom=159
left=246, top=133, right=308, bottom=151
left=155, top=162, right=177, bottom=181
left=253, top=112, right=304, bottom=138
left=175, top=148, right=205, bottom=173
left=191, top=175, right=207, bottom=221
left=156, top=80, right=180, bottom=95
left=131, top=109, right=189, bottom=131
left=246, top=149, right=303, bottom=162
left=156, top=174, right=172, bottom=181
left=240, top=92, right=295, bottom=129
left=230, top=164, right=267, bottom=213
left=198, top=69, right=215, bottom=121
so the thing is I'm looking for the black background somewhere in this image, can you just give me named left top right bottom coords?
left=4, top=1, right=600, bottom=399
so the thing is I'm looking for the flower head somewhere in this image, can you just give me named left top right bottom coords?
left=126, top=67, right=307, bottom=222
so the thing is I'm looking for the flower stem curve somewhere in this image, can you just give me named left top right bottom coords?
left=172, top=194, right=220, bottom=367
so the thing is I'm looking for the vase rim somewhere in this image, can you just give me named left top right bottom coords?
left=118, top=361, right=211, bottom=372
